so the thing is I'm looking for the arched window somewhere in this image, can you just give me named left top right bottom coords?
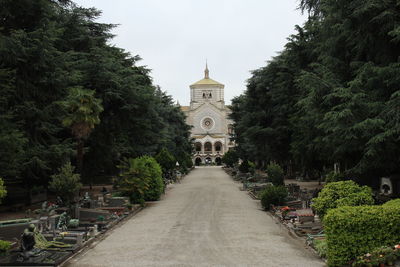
left=214, top=141, right=222, bottom=152
left=195, top=142, right=202, bottom=152
left=204, top=142, right=212, bottom=152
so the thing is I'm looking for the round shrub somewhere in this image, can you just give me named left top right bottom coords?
left=266, top=162, right=284, bottom=186
left=142, top=156, right=163, bottom=201
left=222, top=149, right=238, bottom=167
left=312, top=180, right=374, bottom=219
left=260, top=185, right=288, bottom=210
left=117, top=156, right=164, bottom=204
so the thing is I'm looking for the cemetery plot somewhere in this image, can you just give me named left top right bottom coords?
left=0, top=190, right=143, bottom=266
left=224, top=166, right=325, bottom=258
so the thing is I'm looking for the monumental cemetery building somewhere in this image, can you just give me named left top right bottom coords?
left=181, top=65, right=234, bottom=165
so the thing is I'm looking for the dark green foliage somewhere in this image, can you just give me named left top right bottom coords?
left=260, top=186, right=288, bottom=210
left=324, top=205, right=400, bottom=266
left=238, top=160, right=250, bottom=173
left=155, top=148, right=176, bottom=176
left=177, top=153, right=193, bottom=174
left=230, top=0, right=400, bottom=184
left=49, top=162, right=82, bottom=205
left=221, top=149, right=238, bottom=167
left=60, top=87, right=103, bottom=173
left=117, top=156, right=163, bottom=204
left=312, top=181, right=374, bottom=219
left=0, top=178, right=6, bottom=204
left=266, top=162, right=284, bottom=186
left=0, top=0, right=191, bottom=188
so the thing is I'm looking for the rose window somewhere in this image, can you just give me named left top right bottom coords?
left=202, top=118, right=214, bottom=130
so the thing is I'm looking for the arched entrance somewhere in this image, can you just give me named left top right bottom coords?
left=195, top=157, right=202, bottom=166
left=205, top=157, right=212, bottom=165
left=215, top=157, right=222, bottom=165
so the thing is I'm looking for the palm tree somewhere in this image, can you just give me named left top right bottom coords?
left=61, top=87, right=103, bottom=174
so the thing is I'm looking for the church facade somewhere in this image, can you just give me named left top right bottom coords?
left=181, top=65, right=234, bottom=165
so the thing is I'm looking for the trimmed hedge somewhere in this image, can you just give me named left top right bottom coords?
left=312, top=180, right=374, bottom=219
left=324, top=205, right=400, bottom=267
left=383, top=198, right=400, bottom=207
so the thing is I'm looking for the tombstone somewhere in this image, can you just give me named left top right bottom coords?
left=380, top=175, right=400, bottom=196
left=296, top=209, right=315, bottom=223
left=0, top=219, right=38, bottom=241
left=90, top=199, right=98, bottom=209
left=88, top=225, right=98, bottom=238
left=79, top=208, right=110, bottom=221
left=107, top=197, right=129, bottom=207
left=38, top=216, right=49, bottom=233
left=74, top=232, right=84, bottom=246
left=98, top=196, right=105, bottom=207
left=48, top=215, right=60, bottom=233
left=72, top=204, right=80, bottom=220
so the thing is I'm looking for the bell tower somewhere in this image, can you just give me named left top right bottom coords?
left=189, top=64, right=225, bottom=109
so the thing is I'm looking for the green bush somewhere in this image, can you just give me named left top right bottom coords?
left=248, top=161, right=256, bottom=175
left=154, top=148, right=176, bottom=176
left=260, top=185, right=288, bottom=210
left=0, top=178, right=6, bottom=204
left=324, top=171, right=345, bottom=183
left=383, top=198, right=400, bottom=207
left=117, top=156, right=164, bottom=204
left=184, top=154, right=193, bottom=169
left=266, top=162, right=284, bottom=186
left=221, top=149, right=238, bottom=167
left=0, top=240, right=11, bottom=252
left=314, top=239, right=328, bottom=258
left=142, top=157, right=163, bottom=201
left=324, top=205, right=400, bottom=266
left=312, top=180, right=374, bottom=219
left=49, top=162, right=82, bottom=206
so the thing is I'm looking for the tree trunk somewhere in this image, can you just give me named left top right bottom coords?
left=77, top=139, right=84, bottom=174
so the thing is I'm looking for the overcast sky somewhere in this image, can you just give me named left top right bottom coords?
left=73, top=0, right=306, bottom=105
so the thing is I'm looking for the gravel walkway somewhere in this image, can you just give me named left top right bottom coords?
left=68, top=166, right=325, bottom=267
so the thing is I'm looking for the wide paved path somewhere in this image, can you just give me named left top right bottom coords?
left=69, top=166, right=324, bottom=267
